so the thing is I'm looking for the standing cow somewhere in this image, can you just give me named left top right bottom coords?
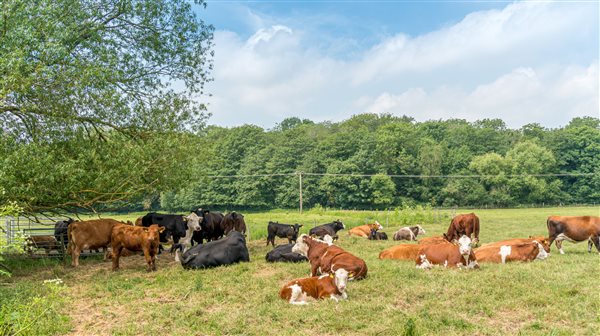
left=111, top=224, right=165, bottom=272
left=192, top=208, right=225, bottom=244
left=266, top=222, right=303, bottom=247
left=445, top=213, right=480, bottom=246
left=309, top=220, right=345, bottom=240
left=547, top=216, right=600, bottom=254
left=67, top=219, right=122, bottom=267
left=141, top=212, right=200, bottom=253
left=222, top=212, right=247, bottom=235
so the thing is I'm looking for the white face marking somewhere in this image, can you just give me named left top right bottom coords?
left=334, top=268, right=349, bottom=292
left=292, top=235, right=309, bottom=256
left=458, top=235, right=472, bottom=256
left=375, top=221, right=383, bottom=230
left=417, top=255, right=432, bottom=269
left=184, top=213, right=201, bottom=232
left=417, top=225, right=426, bottom=235
left=534, top=242, right=548, bottom=260
left=322, top=235, right=334, bottom=245
left=499, top=245, right=511, bottom=264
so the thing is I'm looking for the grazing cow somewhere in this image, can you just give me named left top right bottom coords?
left=54, top=218, right=76, bottom=247
left=418, top=236, right=450, bottom=245
left=378, top=244, right=422, bottom=260
left=67, top=219, right=123, bottom=267
left=475, top=240, right=548, bottom=264
left=292, top=234, right=367, bottom=280
left=25, top=235, right=60, bottom=255
left=266, top=222, right=303, bottom=247
left=192, top=209, right=225, bottom=244
left=393, top=225, right=426, bottom=241
left=279, top=268, right=349, bottom=305
left=222, top=212, right=247, bottom=235
left=348, top=222, right=383, bottom=238
left=265, top=244, right=308, bottom=263
left=368, top=229, right=388, bottom=240
left=546, top=216, right=600, bottom=254
left=309, top=220, right=345, bottom=240
left=111, top=224, right=165, bottom=272
left=175, top=231, right=250, bottom=269
left=445, top=213, right=480, bottom=246
left=416, top=235, right=479, bottom=270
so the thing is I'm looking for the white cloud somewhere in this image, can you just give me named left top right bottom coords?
left=205, top=1, right=599, bottom=128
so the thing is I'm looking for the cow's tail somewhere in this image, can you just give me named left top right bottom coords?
left=474, top=217, right=480, bottom=246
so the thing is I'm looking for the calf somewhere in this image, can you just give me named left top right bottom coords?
left=266, top=221, right=303, bottom=247
left=222, top=212, right=247, bottom=235
left=393, top=225, right=426, bottom=241
left=416, top=235, right=479, bottom=270
left=266, top=243, right=308, bottom=263
left=348, top=222, right=383, bottom=238
left=547, top=216, right=600, bottom=254
left=368, top=229, right=388, bottom=240
left=111, top=224, right=165, bottom=272
left=292, top=234, right=368, bottom=280
left=445, top=213, right=480, bottom=246
left=26, top=235, right=60, bottom=255
left=67, top=219, right=122, bottom=267
left=279, top=268, right=349, bottom=305
left=309, top=220, right=345, bottom=240
left=379, top=244, right=422, bottom=260
left=176, top=231, right=250, bottom=269
left=475, top=240, right=548, bottom=264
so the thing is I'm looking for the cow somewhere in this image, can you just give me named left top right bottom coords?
left=266, top=222, right=303, bottom=247
left=25, top=235, right=60, bottom=255
left=141, top=212, right=200, bottom=253
left=292, top=234, right=367, bottom=280
left=418, top=236, right=450, bottom=245
left=191, top=209, right=225, bottom=244
left=445, top=213, right=480, bottom=246
left=279, top=268, right=349, bottom=305
left=54, top=218, right=76, bottom=247
left=415, top=235, right=479, bottom=270
left=309, top=220, right=345, bottom=240
left=110, top=224, right=165, bottom=272
left=67, top=219, right=123, bottom=267
left=546, top=216, right=600, bottom=254
left=222, top=212, right=247, bottom=235
left=496, top=236, right=551, bottom=253
left=348, top=222, right=383, bottom=238
left=393, top=225, right=426, bottom=241
left=368, top=229, right=388, bottom=240
left=378, top=244, right=422, bottom=260
left=475, top=240, right=548, bottom=264
left=265, top=243, right=308, bottom=263
left=175, top=231, right=250, bottom=269
left=174, top=212, right=203, bottom=262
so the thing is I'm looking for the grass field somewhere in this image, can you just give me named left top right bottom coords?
left=1, top=206, right=599, bottom=335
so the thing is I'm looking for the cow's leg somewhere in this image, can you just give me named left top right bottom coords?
left=590, top=235, right=600, bottom=253
left=310, top=263, right=319, bottom=277
left=556, top=239, right=565, bottom=255
left=329, top=294, right=339, bottom=302
left=112, top=246, right=123, bottom=271
left=72, top=246, right=81, bottom=267
left=143, top=248, right=154, bottom=272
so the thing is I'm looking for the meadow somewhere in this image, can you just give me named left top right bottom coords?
left=1, top=206, right=599, bottom=335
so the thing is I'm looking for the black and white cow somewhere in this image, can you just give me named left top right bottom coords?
left=266, top=221, right=303, bottom=247
left=308, top=220, right=345, bottom=240
left=265, top=243, right=308, bottom=263
left=175, top=231, right=250, bottom=269
left=191, top=208, right=225, bottom=244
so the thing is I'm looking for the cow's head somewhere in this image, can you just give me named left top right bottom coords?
left=183, top=212, right=202, bottom=232
left=457, top=235, right=473, bottom=256
left=333, top=220, right=345, bottom=231
left=415, top=225, right=426, bottom=235
left=533, top=241, right=549, bottom=260
left=321, top=234, right=334, bottom=245
left=292, top=234, right=310, bottom=256
left=374, top=221, right=383, bottom=230
left=529, top=236, right=551, bottom=253
left=332, top=268, right=349, bottom=293
left=144, top=224, right=166, bottom=241
left=369, top=228, right=378, bottom=239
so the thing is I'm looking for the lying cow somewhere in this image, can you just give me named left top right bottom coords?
left=266, top=244, right=308, bottom=263
left=25, top=235, right=60, bottom=255
left=368, top=229, right=388, bottom=240
left=547, top=216, right=600, bottom=254
left=279, top=268, right=349, bottom=305
left=175, top=231, right=250, bottom=269
left=418, top=236, right=450, bottom=245
left=475, top=239, right=548, bottom=264
left=379, top=244, right=422, bottom=260
left=348, top=222, right=383, bottom=238
left=266, top=222, right=303, bottom=247
left=393, top=225, right=426, bottom=241
left=192, top=209, right=225, bottom=244
left=293, top=234, right=367, bottom=280
left=309, top=220, right=345, bottom=240
left=68, top=219, right=122, bottom=267
left=222, top=212, right=247, bottom=236
left=111, top=224, right=165, bottom=272
left=416, top=235, right=479, bottom=270
left=445, top=213, right=480, bottom=246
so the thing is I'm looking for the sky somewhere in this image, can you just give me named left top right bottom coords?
left=198, top=0, right=599, bottom=129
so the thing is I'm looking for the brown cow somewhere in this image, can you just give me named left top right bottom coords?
left=348, top=222, right=383, bottom=238
left=475, top=240, right=548, bottom=263
left=378, top=244, right=422, bottom=260
left=111, top=224, right=165, bottom=272
left=292, top=234, right=368, bottom=280
left=547, top=216, right=600, bottom=254
left=418, top=236, right=451, bottom=245
left=222, top=212, right=247, bottom=235
left=67, top=219, right=123, bottom=267
left=445, top=213, right=480, bottom=246
left=134, top=217, right=143, bottom=226
left=416, top=235, right=479, bottom=269
left=25, top=235, right=60, bottom=255
left=279, top=268, right=349, bottom=305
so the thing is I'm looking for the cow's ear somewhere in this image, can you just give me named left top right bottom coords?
left=159, top=227, right=166, bottom=233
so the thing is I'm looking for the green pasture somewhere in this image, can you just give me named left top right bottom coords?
left=1, top=206, right=599, bottom=335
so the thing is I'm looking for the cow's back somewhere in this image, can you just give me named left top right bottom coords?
left=475, top=242, right=539, bottom=263
left=321, top=246, right=367, bottom=280
left=69, top=219, right=120, bottom=251
left=182, top=232, right=249, bottom=269
left=379, top=244, right=422, bottom=260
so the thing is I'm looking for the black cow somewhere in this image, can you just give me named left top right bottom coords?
left=140, top=213, right=191, bottom=252
left=175, top=231, right=250, bottom=269
left=54, top=218, right=75, bottom=247
left=266, top=221, right=302, bottom=247
left=265, top=243, right=308, bottom=263
left=308, top=220, right=345, bottom=240
left=368, top=228, right=388, bottom=240
left=191, top=208, right=225, bottom=244
left=222, top=212, right=247, bottom=235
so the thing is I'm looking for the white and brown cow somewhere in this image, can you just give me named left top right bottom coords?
left=416, top=235, right=479, bottom=270
left=393, top=225, right=426, bottom=241
left=475, top=239, right=548, bottom=263
left=279, top=268, right=349, bottom=305
left=547, top=216, right=600, bottom=254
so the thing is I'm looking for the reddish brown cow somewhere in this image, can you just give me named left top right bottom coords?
left=111, top=224, right=165, bottom=272
left=26, top=235, right=60, bottom=255
left=348, top=222, right=383, bottom=238
left=67, top=219, right=123, bottom=267
left=222, top=212, right=247, bottom=235
left=445, top=213, right=480, bottom=246
left=418, top=236, right=451, bottom=245
left=378, top=244, right=422, bottom=260
left=547, top=216, right=600, bottom=254
left=292, top=234, right=368, bottom=280
left=416, top=235, right=479, bottom=269
left=475, top=240, right=548, bottom=263
left=279, top=268, right=349, bottom=305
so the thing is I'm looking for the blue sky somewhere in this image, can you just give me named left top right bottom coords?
left=197, top=1, right=599, bottom=128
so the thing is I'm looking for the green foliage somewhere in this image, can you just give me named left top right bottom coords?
left=0, top=200, right=24, bottom=277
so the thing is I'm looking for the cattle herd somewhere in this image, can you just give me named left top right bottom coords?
left=23, top=212, right=600, bottom=305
